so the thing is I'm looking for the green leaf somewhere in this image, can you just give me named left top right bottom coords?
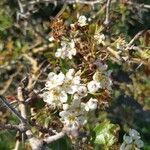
left=89, top=24, right=97, bottom=35
left=44, top=116, right=51, bottom=128
left=0, top=10, right=12, bottom=31
left=94, top=121, right=118, bottom=146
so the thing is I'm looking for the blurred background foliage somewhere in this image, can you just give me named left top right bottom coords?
left=0, top=0, right=149, bottom=149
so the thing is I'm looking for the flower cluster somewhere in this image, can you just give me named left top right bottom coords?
left=55, top=40, right=76, bottom=59
left=59, top=95, right=98, bottom=135
left=120, top=129, right=144, bottom=150
left=43, top=69, right=81, bottom=108
left=87, top=61, right=112, bottom=93
left=43, top=15, right=114, bottom=136
left=42, top=66, right=111, bottom=134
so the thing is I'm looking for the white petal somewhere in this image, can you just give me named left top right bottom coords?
left=56, top=72, right=65, bottom=85
left=72, top=76, right=80, bottom=84
left=72, top=98, right=81, bottom=107
left=67, top=85, right=78, bottom=94
left=78, top=15, right=87, bottom=27
left=87, top=80, right=100, bottom=93
left=55, top=49, right=62, bottom=58
left=123, top=135, right=133, bottom=144
left=63, top=104, right=69, bottom=110
left=77, top=85, right=87, bottom=96
left=48, top=72, right=56, bottom=80
left=86, top=98, right=98, bottom=110
left=69, top=40, right=75, bottom=48
left=134, top=139, right=144, bottom=148
left=85, top=105, right=90, bottom=112
left=124, top=144, right=132, bottom=150
left=60, top=91, right=68, bottom=103
left=66, top=69, right=75, bottom=79
left=45, top=81, right=54, bottom=89
left=129, top=129, right=140, bottom=140
left=59, top=111, right=69, bottom=118
left=43, top=92, right=52, bottom=104
left=77, top=116, right=87, bottom=125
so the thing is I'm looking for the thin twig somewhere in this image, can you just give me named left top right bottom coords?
left=55, top=3, right=67, bottom=18
left=0, top=67, right=22, bottom=95
left=126, top=30, right=145, bottom=50
left=104, top=0, right=111, bottom=25
left=17, top=0, right=24, bottom=13
left=126, top=1, right=150, bottom=9
left=14, top=140, right=20, bottom=150
left=0, top=95, right=27, bottom=123
left=32, top=43, right=54, bottom=53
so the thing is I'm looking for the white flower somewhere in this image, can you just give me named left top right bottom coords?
left=55, top=48, right=64, bottom=58
left=77, top=85, right=87, bottom=97
left=55, top=40, right=76, bottom=59
left=59, top=108, right=86, bottom=132
left=78, top=15, right=87, bottom=27
left=60, top=110, right=79, bottom=131
left=120, top=129, right=144, bottom=150
left=43, top=87, right=67, bottom=107
left=45, top=72, right=65, bottom=90
left=85, top=98, right=98, bottom=111
left=63, top=69, right=81, bottom=94
left=93, top=71, right=112, bottom=90
left=87, top=80, right=101, bottom=93
left=94, top=33, right=105, bottom=44
left=101, top=76, right=112, bottom=90
left=59, top=95, right=87, bottom=132
left=93, top=71, right=101, bottom=82
left=129, top=129, right=140, bottom=140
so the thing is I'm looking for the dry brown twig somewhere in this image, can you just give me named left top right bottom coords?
left=126, top=30, right=146, bottom=50
left=0, top=66, right=22, bottom=95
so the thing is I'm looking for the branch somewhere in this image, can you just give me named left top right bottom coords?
left=44, top=131, right=66, bottom=144
left=17, top=87, right=48, bottom=150
left=126, top=1, right=150, bottom=9
left=23, top=0, right=102, bottom=6
left=0, top=123, right=27, bottom=132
